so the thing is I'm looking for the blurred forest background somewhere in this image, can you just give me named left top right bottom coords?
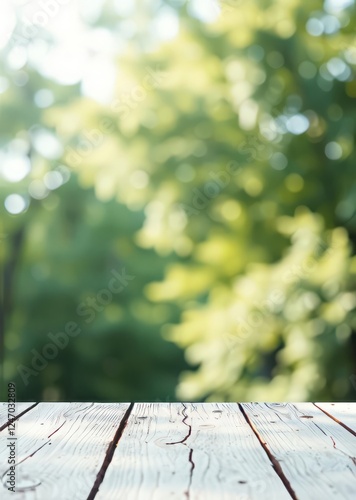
left=1, top=0, right=356, bottom=402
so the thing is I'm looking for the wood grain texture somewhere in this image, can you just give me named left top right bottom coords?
left=242, top=403, right=356, bottom=500
left=0, top=402, right=130, bottom=499
left=0, top=403, right=37, bottom=429
left=315, top=402, right=356, bottom=435
left=96, top=403, right=291, bottom=500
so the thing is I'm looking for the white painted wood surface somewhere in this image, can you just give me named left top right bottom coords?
left=96, top=403, right=290, bottom=500
left=0, top=402, right=130, bottom=500
left=241, top=403, right=356, bottom=500
left=0, top=402, right=355, bottom=499
left=0, top=403, right=36, bottom=429
left=315, top=402, right=356, bottom=434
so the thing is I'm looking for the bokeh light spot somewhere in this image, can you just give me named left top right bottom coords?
left=44, top=171, right=64, bottom=190
left=29, top=180, right=49, bottom=200
left=130, top=170, right=149, bottom=189
left=270, top=152, right=288, bottom=170
left=1, top=154, right=31, bottom=182
left=34, top=89, right=54, bottom=108
left=298, top=61, right=317, bottom=79
left=285, top=174, right=304, bottom=192
left=306, top=18, right=324, bottom=36
left=4, top=194, right=27, bottom=214
left=286, top=114, right=309, bottom=135
left=325, top=141, right=342, bottom=159
left=176, top=164, right=196, bottom=182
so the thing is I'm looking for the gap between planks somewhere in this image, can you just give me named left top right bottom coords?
left=313, top=402, right=356, bottom=438
left=86, top=402, right=135, bottom=500
left=238, top=403, right=298, bottom=500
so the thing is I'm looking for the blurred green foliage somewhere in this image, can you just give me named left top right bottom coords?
left=1, top=0, right=356, bottom=401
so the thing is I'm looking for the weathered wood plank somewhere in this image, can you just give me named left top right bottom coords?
left=314, top=402, right=356, bottom=435
left=0, top=402, right=130, bottom=499
left=242, top=403, right=356, bottom=500
left=0, top=403, right=37, bottom=430
left=96, top=403, right=291, bottom=500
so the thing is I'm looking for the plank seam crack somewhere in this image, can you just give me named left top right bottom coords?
left=165, top=404, right=195, bottom=499
left=186, top=448, right=195, bottom=500
left=330, top=435, right=356, bottom=465
left=313, top=403, right=356, bottom=438
left=0, top=402, right=39, bottom=432
left=86, top=402, right=135, bottom=500
left=47, top=420, right=66, bottom=438
left=1, top=439, right=51, bottom=487
left=166, top=403, right=192, bottom=445
left=238, top=403, right=298, bottom=500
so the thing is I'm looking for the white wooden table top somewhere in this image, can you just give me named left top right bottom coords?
left=0, top=402, right=355, bottom=499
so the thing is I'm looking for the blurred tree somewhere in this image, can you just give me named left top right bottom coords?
left=1, top=0, right=356, bottom=401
